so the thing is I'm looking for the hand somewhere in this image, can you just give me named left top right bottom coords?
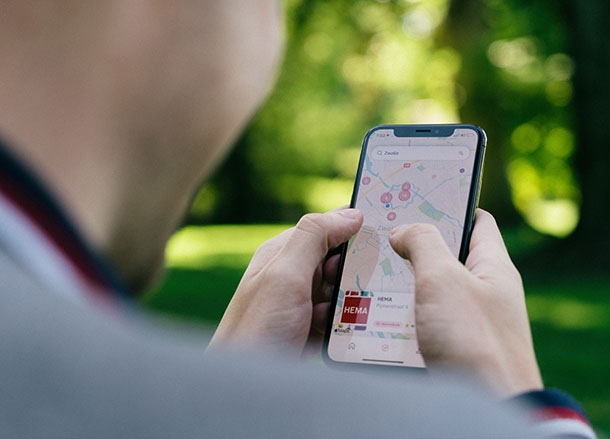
left=389, top=209, right=543, bottom=397
left=208, top=208, right=363, bottom=357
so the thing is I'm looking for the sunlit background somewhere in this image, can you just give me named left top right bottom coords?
left=143, top=0, right=610, bottom=432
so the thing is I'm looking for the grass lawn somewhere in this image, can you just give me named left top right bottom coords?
left=143, top=224, right=610, bottom=434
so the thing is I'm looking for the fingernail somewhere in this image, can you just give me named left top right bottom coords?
left=340, top=208, right=361, bottom=220
left=390, top=224, right=409, bottom=235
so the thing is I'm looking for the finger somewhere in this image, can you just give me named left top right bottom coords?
left=312, top=280, right=333, bottom=305
left=466, top=209, right=516, bottom=275
left=243, top=227, right=294, bottom=275
left=250, top=207, right=351, bottom=277
left=301, top=302, right=330, bottom=359
left=468, top=209, right=512, bottom=262
left=301, top=335, right=323, bottom=360
left=277, top=209, right=363, bottom=275
left=312, top=261, right=324, bottom=296
left=311, top=302, right=330, bottom=334
left=329, top=205, right=350, bottom=213
left=388, top=223, right=457, bottom=277
left=323, top=254, right=341, bottom=284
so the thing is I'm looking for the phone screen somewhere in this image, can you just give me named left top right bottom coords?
left=326, top=125, right=484, bottom=368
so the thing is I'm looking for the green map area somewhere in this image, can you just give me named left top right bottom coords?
left=418, top=200, right=445, bottom=222
left=379, top=257, right=394, bottom=276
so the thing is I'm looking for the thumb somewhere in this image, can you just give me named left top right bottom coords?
left=465, top=209, right=519, bottom=278
left=467, top=209, right=514, bottom=266
left=278, top=209, right=363, bottom=272
left=389, top=223, right=457, bottom=278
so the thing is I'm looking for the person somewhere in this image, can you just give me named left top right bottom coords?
left=0, top=1, right=596, bottom=438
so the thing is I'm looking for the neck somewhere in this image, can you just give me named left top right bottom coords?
left=0, top=87, right=196, bottom=291
left=0, top=1, right=281, bottom=290
left=0, top=5, right=211, bottom=290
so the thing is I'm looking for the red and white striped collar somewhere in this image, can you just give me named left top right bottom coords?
left=0, top=140, right=128, bottom=307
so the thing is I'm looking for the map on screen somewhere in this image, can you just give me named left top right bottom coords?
left=327, top=127, right=481, bottom=367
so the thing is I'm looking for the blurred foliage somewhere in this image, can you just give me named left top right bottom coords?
left=443, top=0, right=579, bottom=237
left=191, top=0, right=580, bottom=240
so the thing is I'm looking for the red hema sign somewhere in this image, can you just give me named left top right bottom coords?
left=341, top=297, right=371, bottom=324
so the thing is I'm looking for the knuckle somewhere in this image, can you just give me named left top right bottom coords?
left=296, top=213, right=325, bottom=234
left=415, top=269, right=440, bottom=292
left=415, top=262, right=459, bottom=292
left=251, top=228, right=294, bottom=261
left=257, top=229, right=291, bottom=252
left=388, top=233, right=407, bottom=256
left=294, top=214, right=330, bottom=255
left=252, top=238, right=274, bottom=258
left=406, top=223, right=439, bottom=241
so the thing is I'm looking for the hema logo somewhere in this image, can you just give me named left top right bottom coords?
left=341, top=297, right=371, bottom=324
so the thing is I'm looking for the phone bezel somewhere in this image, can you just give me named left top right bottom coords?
left=321, top=123, right=487, bottom=373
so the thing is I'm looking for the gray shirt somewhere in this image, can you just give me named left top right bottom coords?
left=0, top=249, right=540, bottom=438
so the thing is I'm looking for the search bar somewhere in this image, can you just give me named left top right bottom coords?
left=372, top=146, right=470, bottom=161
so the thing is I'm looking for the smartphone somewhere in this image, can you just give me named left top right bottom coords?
left=323, top=124, right=486, bottom=370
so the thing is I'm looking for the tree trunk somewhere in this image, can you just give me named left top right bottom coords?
left=442, top=0, right=522, bottom=227
left=562, top=0, right=610, bottom=270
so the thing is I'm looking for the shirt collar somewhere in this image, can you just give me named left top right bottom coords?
left=0, top=139, right=129, bottom=304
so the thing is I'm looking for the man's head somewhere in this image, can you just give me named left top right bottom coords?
left=0, top=0, right=282, bottom=289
